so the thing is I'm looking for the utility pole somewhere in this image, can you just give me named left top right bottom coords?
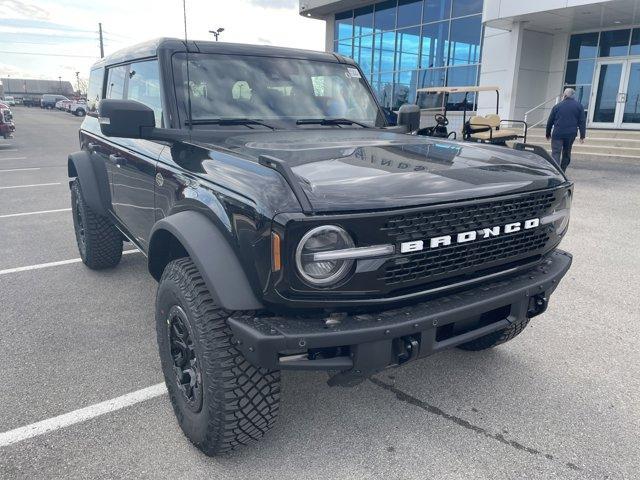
left=98, top=23, right=105, bottom=58
left=75, top=72, right=80, bottom=94
left=58, top=76, right=62, bottom=93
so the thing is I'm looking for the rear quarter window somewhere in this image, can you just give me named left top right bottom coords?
left=87, top=67, right=105, bottom=113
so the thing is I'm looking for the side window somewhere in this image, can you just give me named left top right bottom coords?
left=127, top=59, right=163, bottom=127
left=87, top=67, right=105, bottom=113
left=106, top=65, right=127, bottom=100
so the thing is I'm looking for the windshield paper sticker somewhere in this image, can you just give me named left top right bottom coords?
left=346, top=67, right=362, bottom=79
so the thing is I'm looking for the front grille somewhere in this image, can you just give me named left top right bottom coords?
left=380, top=190, right=557, bottom=286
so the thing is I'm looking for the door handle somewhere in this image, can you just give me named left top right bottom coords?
left=109, top=154, right=126, bottom=167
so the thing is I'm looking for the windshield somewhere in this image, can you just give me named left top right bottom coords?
left=172, top=53, right=382, bottom=128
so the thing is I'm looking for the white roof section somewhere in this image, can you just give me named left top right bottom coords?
left=484, top=0, right=640, bottom=33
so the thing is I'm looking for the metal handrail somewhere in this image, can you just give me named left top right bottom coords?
left=524, top=95, right=562, bottom=129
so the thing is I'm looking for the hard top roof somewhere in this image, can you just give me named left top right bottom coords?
left=90, top=37, right=349, bottom=70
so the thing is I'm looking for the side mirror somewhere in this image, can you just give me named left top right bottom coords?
left=380, top=107, right=397, bottom=126
left=98, top=99, right=155, bottom=138
left=397, top=104, right=421, bottom=132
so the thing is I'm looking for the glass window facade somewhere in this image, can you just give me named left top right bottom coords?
left=334, top=0, right=483, bottom=109
left=564, top=28, right=640, bottom=110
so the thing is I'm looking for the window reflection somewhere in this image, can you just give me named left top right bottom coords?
left=452, top=0, right=482, bottom=17
left=396, top=27, right=420, bottom=71
left=374, top=0, right=397, bottom=32
left=631, top=29, right=640, bottom=55
left=564, top=60, right=595, bottom=85
left=423, top=0, right=451, bottom=23
left=397, top=0, right=423, bottom=28
left=334, top=0, right=483, bottom=109
left=354, top=5, right=374, bottom=36
left=449, top=16, right=481, bottom=65
left=421, top=21, right=449, bottom=68
left=568, top=32, right=598, bottom=59
left=335, top=11, right=353, bottom=41
left=599, top=29, right=630, bottom=57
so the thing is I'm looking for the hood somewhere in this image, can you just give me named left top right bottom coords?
left=210, top=129, right=566, bottom=213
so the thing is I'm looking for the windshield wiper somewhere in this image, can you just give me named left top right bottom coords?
left=295, top=118, right=371, bottom=128
left=185, top=118, right=277, bottom=130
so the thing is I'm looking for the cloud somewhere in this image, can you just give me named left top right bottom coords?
left=257, top=37, right=273, bottom=45
left=246, top=0, right=297, bottom=9
left=0, top=0, right=50, bottom=20
left=0, top=61, right=46, bottom=78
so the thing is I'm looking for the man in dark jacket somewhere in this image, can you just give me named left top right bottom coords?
left=546, top=88, right=586, bottom=171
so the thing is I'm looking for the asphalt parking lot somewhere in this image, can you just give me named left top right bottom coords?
left=0, top=107, right=638, bottom=480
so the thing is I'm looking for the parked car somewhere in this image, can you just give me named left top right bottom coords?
left=0, top=102, right=15, bottom=139
left=68, top=99, right=87, bottom=116
left=56, top=99, right=72, bottom=111
left=22, top=97, right=39, bottom=107
left=3, top=96, right=16, bottom=106
left=68, top=38, right=573, bottom=456
left=41, top=94, right=69, bottom=109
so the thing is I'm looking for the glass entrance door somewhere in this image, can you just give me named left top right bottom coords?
left=590, top=60, right=640, bottom=129
left=590, top=61, right=625, bottom=127
left=621, top=61, right=640, bottom=127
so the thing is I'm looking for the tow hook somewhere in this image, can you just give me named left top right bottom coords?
left=527, top=294, right=548, bottom=318
left=397, top=336, right=420, bottom=365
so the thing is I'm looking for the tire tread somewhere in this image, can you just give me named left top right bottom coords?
left=159, top=258, right=280, bottom=455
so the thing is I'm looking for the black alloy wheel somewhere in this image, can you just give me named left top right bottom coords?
left=73, top=190, right=87, bottom=257
left=167, top=305, right=203, bottom=412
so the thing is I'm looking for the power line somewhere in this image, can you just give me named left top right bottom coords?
left=0, top=50, right=97, bottom=59
left=0, top=30, right=97, bottom=41
left=0, top=40, right=93, bottom=46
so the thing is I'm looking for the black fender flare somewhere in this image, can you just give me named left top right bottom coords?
left=67, top=150, right=107, bottom=216
left=148, top=211, right=264, bottom=311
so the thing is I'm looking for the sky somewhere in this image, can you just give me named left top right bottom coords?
left=0, top=0, right=326, bottom=87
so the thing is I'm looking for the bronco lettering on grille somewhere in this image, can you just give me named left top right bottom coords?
left=400, top=218, right=540, bottom=254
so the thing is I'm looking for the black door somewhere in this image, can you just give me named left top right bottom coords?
left=109, top=139, right=164, bottom=249
left=101, top=59, right=165, bottom=250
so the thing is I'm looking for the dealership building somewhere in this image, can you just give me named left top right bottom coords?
left=300, top=0, right=640, bottom=130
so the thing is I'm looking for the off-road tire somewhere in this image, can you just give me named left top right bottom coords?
left=70, top=179, right=123, bottom=269
left=457, top=318, right=530, bottom=351
left=156, top=258, right=281, bottom=455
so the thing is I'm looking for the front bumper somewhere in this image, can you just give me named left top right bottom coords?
left=229, top=250, right=572, bottom=381
left=1, top=123, right=15, bottom=138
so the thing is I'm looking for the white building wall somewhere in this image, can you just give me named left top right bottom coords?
left=483, top=0, right=612, bottom=22
left=513, top=29, right=556, bottom=121
left=477, top=25, right=524, bottom=118
left=478, top=25, right=570, bottom=125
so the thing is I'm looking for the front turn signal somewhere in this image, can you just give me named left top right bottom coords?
left=271, top=232, right=282, bottom=272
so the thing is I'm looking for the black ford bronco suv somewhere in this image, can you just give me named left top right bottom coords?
left=68, top=38, right=572, bottom=455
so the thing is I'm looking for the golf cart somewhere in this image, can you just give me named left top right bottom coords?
left=415, top=86, right=528, bottom=145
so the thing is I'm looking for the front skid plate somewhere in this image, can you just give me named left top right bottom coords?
left=229, top=250, right=572, bottom=371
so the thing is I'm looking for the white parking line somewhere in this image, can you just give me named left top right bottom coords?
left=0, top=182, right=61, bottom=190
left=0, top=383, right=167, bottom=448
left=0, top=157, right=27, bottom=161
left=0, top=208, right=71, bottom=219
left=0, top=167, right=40, bottom=173
left=0, top=249, right=140, bottom=276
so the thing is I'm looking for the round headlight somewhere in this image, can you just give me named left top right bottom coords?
left=295, top=225, right=355, bottom=286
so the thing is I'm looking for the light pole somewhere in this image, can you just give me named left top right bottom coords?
left=209, top=27, right=224, bottom=41
left=58, top=76, right=62, bottom=93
